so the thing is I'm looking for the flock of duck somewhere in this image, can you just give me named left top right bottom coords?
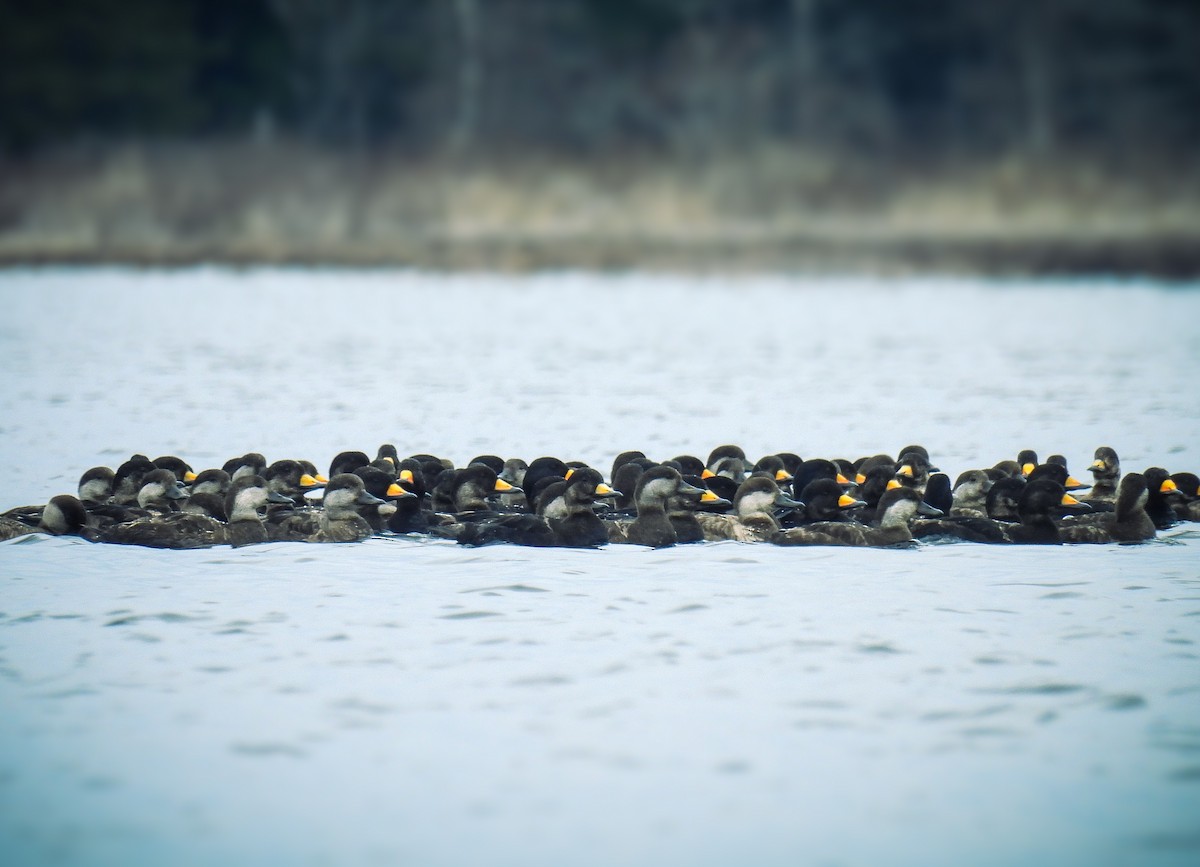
left=1, top=444, right=1197, bottom=550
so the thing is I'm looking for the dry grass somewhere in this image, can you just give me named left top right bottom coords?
left=2, top=139, right=1198, bottom=273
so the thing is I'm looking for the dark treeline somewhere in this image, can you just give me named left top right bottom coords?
left=2, top=0, right=1198, bottom=162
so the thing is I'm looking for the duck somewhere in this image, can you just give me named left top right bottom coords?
left=537, top=467, right=620, bottom=547
left=923, top=472, right=953, bottom=516
left=846, top=462, right=897, bottom=525
left=775, top=484, right=940, bottom=547
left=386, top=459, right=438, bottom=533
left=1082, top=446, right=1121, bottom=504
left=309, top=473, right=386, bottom=542
left=93, top=511, right=225, bottom=548
left=429, top=467, right=460, bottom=513
left=948, top=470, right=994, bottom=518
left=436, top=466, right=567, bottom=547
left=1142, top=467, right=1183, bottom=530
left=1, top=495, right=90, bottom=541
left=665, top=484, right=729, bottom=544
left=264, top=459, right=326, bottom=505
left=1028, top=462, right=1089, bottom=491
left=498, top=457, right=530, bottom=511
left=38, top=495, right=90, bottom=535
left=694, top=476, right=802, bottom=542
left=898, top=444, right=933, bottom=464
left=468, top=454, right=505, bottom=475
left=352, top=466, right=416, bottom=533
left=1169, top=472, right=1200, bottom=522
left=610, top=466, right=706, bottom=548
left=222, top=452, right=267, bottom=483
left=612, top=458, right=655, bottom=514
left=791, top=459, right=852, bottom=503
left=751, top=454, right=794, bottom=484
left=894, top=450, right=935, bottom=496
left=411, top=454, right=454, bottom=491
left=135, top=468, right=190, bottom=514
left=153, top=455, right=197, bottom=483
left=853, top=454, right=895, bottom=485
left=706, top=444, right=747, bottom=475
left=188, top=468, right=231, bottom=497
left=794, top=478, right=866, bottom=524
left=701, top=474, right=740, bottom=506
left=669, top=454, right=707, bottom=479
left=986, top=476, right=1027, bottom=522
left=1059, top=473, right=1155, bottom=543
left=328, top=450, right=370, bottom=478
left=1017, top=449, right=1039, bottom=478
left=1004, top=479, right=1089, bottom=544
left=448, top=513, right=557, bottom=547
left=776, top=452, right=804, bottom=476
left=77, top=466, right=116, bottom=505
left=910, top=510, right=1011, bottom=544
left=911, top=473, right=1012, bottom=542
left=521, top=456, right=570, bottom=509
left=445, top=464, right=519, bottom=516
left=612, top=450, right=648, bottom=483
left=181, top=468, right=231, bottom=520
left=500, top=457, right=528, bottom=488
left=224, top=475, right=295, bottom=547
left=709, top=455, right=750, bottom=483
left=989, top=459, right=1023, bottom=481
left=374, top=444, right=401, bottom=473
left=92, top=474, right=226, bottom=548
left=112, top=454, right=157, bottom=504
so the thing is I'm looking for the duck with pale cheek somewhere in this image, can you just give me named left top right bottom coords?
left=608, top=466, right=712, bottom=548
left=694, top=476, right=802, bottom=543
left=306, top=473, right=387, bottom=543
left=0, top=495, right=89, bottom=541
left=537, top=467, right=621, bottom=548
left=222, top=476, right=295, bottom=548
left=1059, top=473, right=1155, bottom=544
left=775, top=483, right=941, bottom=547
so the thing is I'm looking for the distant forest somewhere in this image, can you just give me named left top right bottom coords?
left=3, top=0, right=1199, bottom=161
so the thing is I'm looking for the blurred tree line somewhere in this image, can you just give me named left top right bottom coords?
left=2, top=0, right=1198, bottom=162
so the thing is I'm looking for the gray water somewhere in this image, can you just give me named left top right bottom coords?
left=1, top=269, right=1199, bottom=867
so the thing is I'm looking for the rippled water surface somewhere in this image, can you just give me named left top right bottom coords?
left=2, top=269, right=1199, bottom=867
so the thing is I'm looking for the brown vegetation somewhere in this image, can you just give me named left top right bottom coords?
left=2, top=140, right=1198, bottom=275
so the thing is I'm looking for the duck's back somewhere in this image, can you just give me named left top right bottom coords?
left=550, top=512, right=610, bottom=547
left=98, top=513, right=225, bottom=549
left=626, top=514, right=675, bottom=548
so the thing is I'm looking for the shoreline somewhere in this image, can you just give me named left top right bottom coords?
left=3, top=233, right=1199, bottom=277
left=4, top=142, right=1199, bottom=277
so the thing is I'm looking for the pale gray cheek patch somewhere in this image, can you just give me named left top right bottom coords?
left=79, top=480, right=108, bottom=501
left=138, top=484, right=165, bottom=506
left=324, top=490, right=355, bottom=512
left=230, top=489, right=264, bottom=521
left=738, top=490, right=770, bottom=517
left=41, top=501, right=64, bottom=529
left=646, top=479, right=673, bottom=502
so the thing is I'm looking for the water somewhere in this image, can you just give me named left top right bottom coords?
left=2, top=269, right=1199, bottom=866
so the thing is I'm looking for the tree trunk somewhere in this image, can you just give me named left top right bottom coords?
left=1018, top=3, right=1056, bottom=157
left=449, top=0, right=482, bottom=156
left=790, top=0, right=819, bottom=142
